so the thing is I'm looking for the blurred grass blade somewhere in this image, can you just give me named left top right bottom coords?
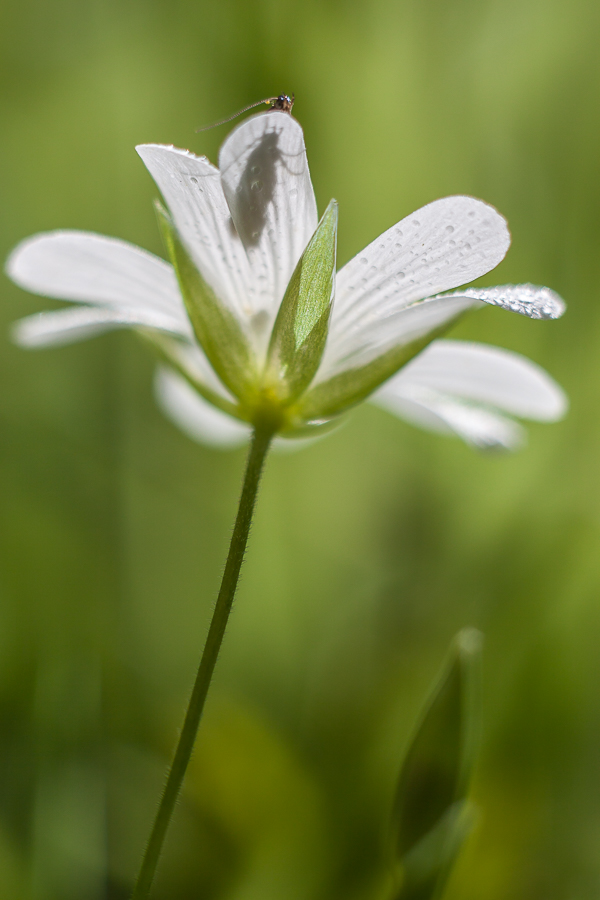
left=156, top=200, right=257, bottom=402
left=392, top=628, right=482, bottom=900
left=265, top=200, right=338, bottom=403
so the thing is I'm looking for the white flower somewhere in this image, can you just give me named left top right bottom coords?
left=5, top=111, right=567, bottom=450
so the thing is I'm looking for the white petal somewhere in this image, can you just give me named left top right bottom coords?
left=315, top=293, right=480, bottom=380
left=218, top=112, right=318, bottom=330
left=321, top=196, right=510, bottom=374
left=383, top=339, right=567, bottom=421
left=155, top=367, right=250, bottom=448
left=6, top=231, right=189, bottom=329
left=136, top=144, right=256, bottom=327
left=373, top=385, right=525, bottom=450
left=12, top=306, right=189, bottom=347
left=437, top=283, right=565, bottom=320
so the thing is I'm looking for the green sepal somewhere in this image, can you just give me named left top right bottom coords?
left=298, top=315, right=468, bottom=421
left=265, top=200, right=338, bottom=403
left=392, top=629, right=482, bottom=900
left=155, top=201, right=257, bottom=402
left=138, top=330, right=249, bottom=422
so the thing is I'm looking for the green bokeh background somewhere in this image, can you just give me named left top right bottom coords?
left=1, top=0, right=600, bottom=897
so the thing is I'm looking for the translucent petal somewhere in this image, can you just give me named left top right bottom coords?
left=12, top=305, right=189, bottom=348
left=314, top=294, right=479, bottom=383
left=155, top=367, right=250, bottom=448
left=437, top=284, right=565, bottom=320
left=136, top=145, right=257, bottom=328
left=5, top=231, right=189, bottom=327
left=382, top=339, right=567, bottom=421
left=322, top=196, right=510, bottom=374
left=218, top=112, right=318, bottom=335
left=374, top=385, right=525, bottom=450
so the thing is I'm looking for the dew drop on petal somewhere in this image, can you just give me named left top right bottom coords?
left=457, top=284, right=566, bottom=320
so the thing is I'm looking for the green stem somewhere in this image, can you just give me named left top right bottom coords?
left=131, top=426, right=273, bottom=900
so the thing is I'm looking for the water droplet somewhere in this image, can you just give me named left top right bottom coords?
left=445, top=225, right=454, bottom=233
left=398, top=272, right=405, bottom=279
left=360, top=257, right=369, bottom=265
left=412, top=219, right=420, bottom=226
left=251, top=165, right=261, bottom=175
left=190, top=176, right=198, bottom=184
left=251, top=180, right=263, bottom=192
left=464, top=242, right=471, bottom=250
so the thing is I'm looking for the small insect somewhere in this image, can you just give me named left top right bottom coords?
left=195, top=94, right=295, bottom=133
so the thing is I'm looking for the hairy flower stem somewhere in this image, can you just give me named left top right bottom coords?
left=131, top=426, right=274, bottom=900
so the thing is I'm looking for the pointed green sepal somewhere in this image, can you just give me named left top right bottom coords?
left=138, top=330, right=248, bottom=421
left=155, top=201, right=257, bottom=402
left=392, top=629, right=482, bottom=900
left=265, top=200, right=338, bottom=403
left=298, top=316, right=466, bottom=421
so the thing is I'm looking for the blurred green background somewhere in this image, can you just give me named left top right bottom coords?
left=1, top=0, right=600, bottom=897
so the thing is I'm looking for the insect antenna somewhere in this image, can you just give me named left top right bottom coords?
left=195, top=95, right=294, bottom=133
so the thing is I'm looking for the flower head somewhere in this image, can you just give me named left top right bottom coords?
left=6, top=110, right=566, bottom=450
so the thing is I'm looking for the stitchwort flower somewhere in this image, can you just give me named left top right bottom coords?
left=6, top=110, right=566, bottom=451
left=4, top=108, right=568, bottom=897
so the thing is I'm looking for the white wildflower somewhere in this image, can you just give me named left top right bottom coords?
left=5, top=110, right=567, bottom=450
